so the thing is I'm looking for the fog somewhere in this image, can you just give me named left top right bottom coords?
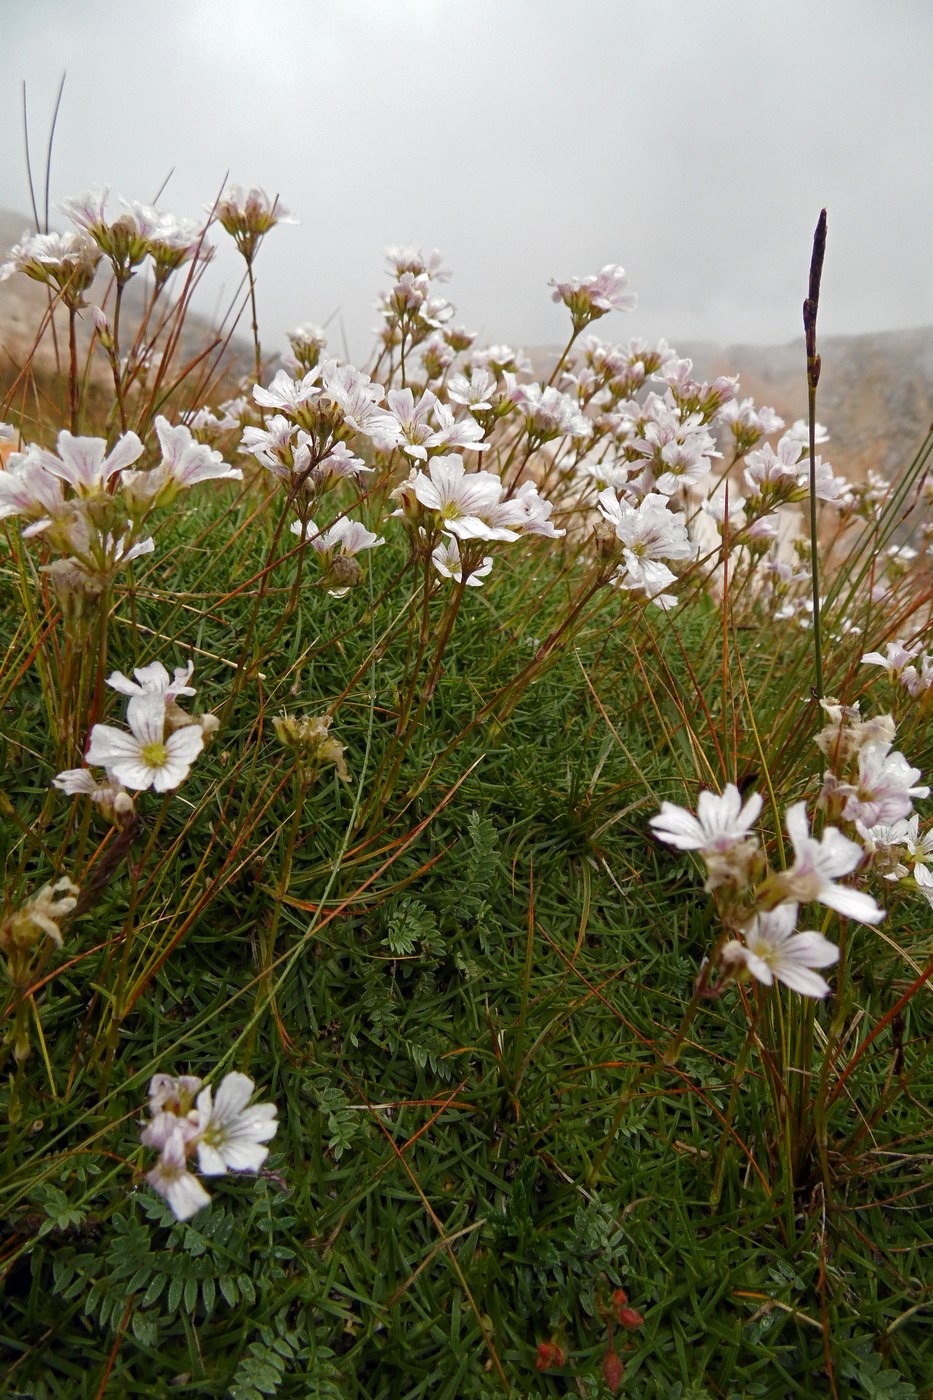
left=3, top=0, right=931, bottom=362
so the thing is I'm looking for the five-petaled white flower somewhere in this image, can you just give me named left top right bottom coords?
left=86, top=692, right=204, bottom=792
left=781, top=802, right=884, bottom=924
left=650, top=784, right=763, bottom=854
left=194, top=1072, right=279, bottom=1176
left=721, top=903, right=839, bottom=998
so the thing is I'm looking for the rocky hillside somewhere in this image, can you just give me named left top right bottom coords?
left=681, top=331, right=933, bottom=483
left=527, top=326, right=933, bottom=486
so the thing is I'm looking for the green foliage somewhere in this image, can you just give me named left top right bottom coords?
left=2, top=195, right=933, bottom=1400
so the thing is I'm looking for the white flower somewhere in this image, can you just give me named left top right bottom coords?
left=52, top=767, right=135, bottom=820
left=253, top=368, right=322, bottom=415
left=840, top=743, right=929, bottom=828
left=510, top=480, right=565, bottom=538
left=598, top=489, right=695, bottom=598
left=145, top=1127, right=212, bottom=1221
left=915, top=864, right=933, bottom=908
left=291, top=516, right=385, bottom=556
left=781, top=802, right=884, bottom=924
left=861, top=640, right=921, bottom=676
left=152, top=416, right=241, bottom=489
left=405, top=456, right=513, bottom=541
left=86, top=692, right=205, bottom=792
left=147, top=1074, right=203, bottom=1117
left=550, top=263, right=637, bottom=327
left=194, top=1072, right=278, bottom=1176
left=38, top=430, right=144, bottom=496
left=650, top=784, right=763, bottom=853
left=447, top=367, right=496, bottom=411
left=431, top=537, right=493, bottom=586
left=509, top=383, right=592, bottom=442
left=722, top=903, right=839, bottom=998
left=106, top=660, right=196, bottom=700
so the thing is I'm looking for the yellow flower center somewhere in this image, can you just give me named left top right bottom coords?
left=140, top=741, right=170, bottom=769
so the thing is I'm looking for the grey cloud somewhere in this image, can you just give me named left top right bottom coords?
left=2, top=0, right=930, bottom=365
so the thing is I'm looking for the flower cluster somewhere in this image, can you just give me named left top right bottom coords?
left=0, top=420, right=241, bottom=610
left=814, top=698, right=933, bottom=907
left=391, top=455, right=562, bottom=587
left=0, top=229, right=101, bottom=307
left=140, top=1072, right=278, bottom=1221
left=377, top=245, right=453, bottom=354
left=54, top=660, right=216, bottom=806
left=57, top=186, right=213, bottom=289
left=212, top=184, right=295, bottom=264
left=650, top=784, right=885, bottom=998
left=550, top=263, right=638, bottom=331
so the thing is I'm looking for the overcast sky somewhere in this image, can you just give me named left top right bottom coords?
left=3, top=0, right=931, bottom=364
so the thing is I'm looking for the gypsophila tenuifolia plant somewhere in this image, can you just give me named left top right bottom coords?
left=1, top=170, right=932, bottom=1399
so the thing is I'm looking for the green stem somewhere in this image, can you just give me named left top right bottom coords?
left=709, top=989, right=768, bottom=1208
left=247, top=256, right=262, bottom=384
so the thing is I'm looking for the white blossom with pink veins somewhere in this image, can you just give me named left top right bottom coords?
left=37, top=429, right=144, bottom=495
left=780, top=802, right=884, bottom=924
left=598, top=489, right=696, bottom=597
left=510, top=481, right=565, bottom=538
left=153, top=416, right=242, bottom=487
left=650, top=784, right=763, bottom=854
left=320, top=362, right=386, bottom=434
left=0, top=449, right=67, bottom=524
left=405, top=456, right=514, bottom=541
left=253, top=368, right=322, bottom=415
left=861, top=640, right=922, bottom=677
left=840, top=743, right=929, bottom=828
left=291, top=516, right=385, bottom=556
left=722, top=903, right=839, bottom=998
left=447, top=367, right=496, bottom=410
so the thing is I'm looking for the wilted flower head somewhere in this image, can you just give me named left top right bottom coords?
left=273, top=712, right=351, bottom=784
left=0, top=877, right=80, bottom=954
left=213, top=185, right=295, bottom=262
left=814, top=698, right=896, bottom=767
